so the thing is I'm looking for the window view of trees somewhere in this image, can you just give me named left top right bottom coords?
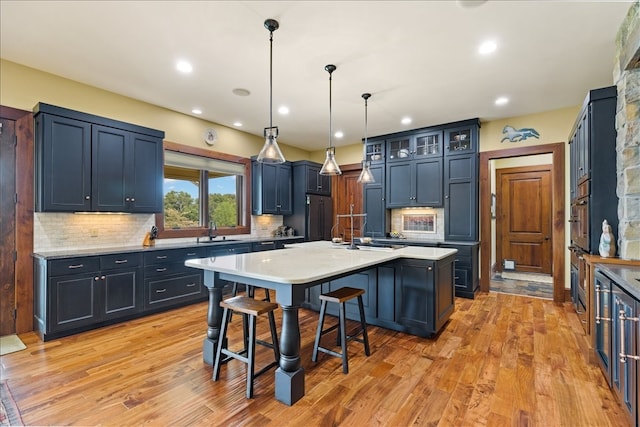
left=163, top=190, right=238, bottom=229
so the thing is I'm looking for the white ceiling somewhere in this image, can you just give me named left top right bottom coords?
left=0, top=1, right=632, bottom=151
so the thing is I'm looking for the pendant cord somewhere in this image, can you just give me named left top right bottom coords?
left=269, top=30, right=273, bottom=130
left=329, top=71, right=333, bottom=149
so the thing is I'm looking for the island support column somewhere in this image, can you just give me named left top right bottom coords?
left=275, top=305, right=304, bottom=405
left=202, top=271, right=226, bottom=365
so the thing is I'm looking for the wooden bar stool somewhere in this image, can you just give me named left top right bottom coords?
left=213, top=295, right=280, bottom=398
left=312, top=287, right=371, bottom=374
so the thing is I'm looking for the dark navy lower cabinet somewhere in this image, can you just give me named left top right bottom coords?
left=35, top=253, right=143, bottom=340
left=302, top=255, right=456, bottom=338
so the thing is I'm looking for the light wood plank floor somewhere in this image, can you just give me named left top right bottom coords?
left=0, top=292, right=627, bottom=426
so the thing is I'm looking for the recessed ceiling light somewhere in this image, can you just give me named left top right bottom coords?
left=233, top=121, right=243, bottom=127
left=401, top=117, right=412, bottom=125
left=192, top=108, right=202, bottom=115
left=495, top=97, right=509, bottom=106
left=232, top=88, right=251, bottom=96
left=479, top=40, right=497, bottom=55
left=334, top=131, right=344, bottom=138
left=278, top=106, right=289, bottom=115
left=176, top=60, right=193, bottom=73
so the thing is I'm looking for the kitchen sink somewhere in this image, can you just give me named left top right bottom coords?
left=197, top=239, right=239, bottom=244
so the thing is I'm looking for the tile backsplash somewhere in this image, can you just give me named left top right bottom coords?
left=389, top=207, right=445, bottom=241
left=34, top=213, right=284, bottom=252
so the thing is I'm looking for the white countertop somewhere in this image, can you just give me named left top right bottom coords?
left=185, top=241, right=457, bottom=285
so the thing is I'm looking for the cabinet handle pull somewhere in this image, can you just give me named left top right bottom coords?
left=156, top=268, right=167, bottom=272
left=455, top=276, right=460, bottom=279
left=187, top=253, right=196, bottom=256
left=94, top=276, right=100, bottom=281
left=125, top=197, right=130, bottom=202
left=101, top=276, right=106, bottom=280
left=85, top=195, right=90, bottom=200
left=156, top=255, right=167, bottom=259
left=261, top=241, right=275, bottom=245
left=114, top=260, right=128, bottom=264
left=156, top=289, right=167, bottom=293
left=68, top=264, right=84, bottom=269
left=131, top=198, right=135, bottom=202
left=619, top=304, right=640, bottom=363
left=186, top=283, right=196, bottom=287
left=595, top=284, right=611, bottom=323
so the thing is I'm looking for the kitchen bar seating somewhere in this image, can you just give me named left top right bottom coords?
left=312, top=286, right=371, bottom=374
left=213, top=296, right=280, bottom=398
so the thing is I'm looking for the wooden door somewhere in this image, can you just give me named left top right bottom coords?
left=0, top=118, right=16, bottom=335
left=333, top=165, right=363, bottom=243
left=496, top=165, right=552, bottom=274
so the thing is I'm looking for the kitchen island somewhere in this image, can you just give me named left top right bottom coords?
left=185, top=241, right=457, bottom=405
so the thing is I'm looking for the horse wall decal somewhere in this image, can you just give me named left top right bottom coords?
left=501, top=125, right=540, bottom=142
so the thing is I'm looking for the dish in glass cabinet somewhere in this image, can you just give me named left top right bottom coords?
left=398, top=149, right=410, bottom=158
left=370, top=154, right=382, bottom=161
left=453, top=134, right=467, bottom=141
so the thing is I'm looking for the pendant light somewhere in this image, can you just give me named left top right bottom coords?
left=357, top=93, right=375, bottom=184
left=319, top=64, right=342, bottom=175
left=257, top=18, right=285, bottom=164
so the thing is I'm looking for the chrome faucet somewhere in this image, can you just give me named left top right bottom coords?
left=208, top=221, right=217, bottom=240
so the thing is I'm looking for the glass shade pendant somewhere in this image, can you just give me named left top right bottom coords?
left=357, top=93, right=375, bottom=184
left=320, top=64, right=342, bottom=175
left=257, top=18, right=285, bottom=164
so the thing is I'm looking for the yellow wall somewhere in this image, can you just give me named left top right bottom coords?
left=479, top=106, right=580, bottom=151
left=0, top=59, right=310, bottom=161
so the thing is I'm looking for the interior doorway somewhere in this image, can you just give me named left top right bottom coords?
left=479, top=143, right=565, bottom=303
left=332, top=164, right=363, bottom=243
left=0, top=106, right=34, bottom=335
left=496, top=164, right=553, bottom=275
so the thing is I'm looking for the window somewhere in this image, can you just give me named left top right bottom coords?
left=156, top=142, right=251, bottom=238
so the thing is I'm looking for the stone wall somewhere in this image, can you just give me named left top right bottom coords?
left=614, top=1, right=640, bottom=260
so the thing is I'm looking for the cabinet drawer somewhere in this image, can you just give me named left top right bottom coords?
left=454, top=267, right=470, bottom=289
left=252, top=241, right=282, bottom=252
left=452, top=255, right=471, bottom=268
left=146, top=273, right=204, bottom=306
left=144, top=247, right=205, bottom=265
left=144, top=262, right=193, bottom=278
left=100, top=253, right=142, bottom=270
left=49, top=257, right=99, bottom=276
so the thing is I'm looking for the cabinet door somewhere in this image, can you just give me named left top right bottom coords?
left=101, top=268, right=143, bottom=320
left=363, top=165, right=386, bottom=237
left=276, top=163, right=293, bottom=214
left=386, top=161, right=412, bottom=207
left=594, top=271, right=612, bottom=386
left=50, top=273, right=100, bottom=332
left=612, top=285, right=637, bottom=426
left=444, top=154, right=477, bottom=241
left=395, top=260, right=434, bottom=334
left=414, top=131, right=443, bottom=158
left=305, top=163, right=331, bottom=196
left=39, top=114, right=92, bottom=211
left=92, top=125, right=129, bottom=212
left=387, top=135, right=411, bottom=162
left=365, top=139, right=385, bottom=164
left=326, top=269, right=377, bottom=320
left=444, top=125, right=476, bottom=156
left=414, top=158, right=443, bottom=207
left=127, top=133, right=163, bottom=213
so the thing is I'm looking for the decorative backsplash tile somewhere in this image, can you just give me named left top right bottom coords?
left=34, top=213, right=285, bottom=252
left=390, top=208, right=444, bottom=241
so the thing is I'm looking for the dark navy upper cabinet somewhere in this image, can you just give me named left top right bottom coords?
left=298, top=161, right=331, bottom=196
left=386, top=158, right=443, bottom=208
left=363, top=163, right=388, bottom=237
left=444, top=119, right=479, bottom=241
left=251, top=160, right=292, bottom=215
left=34, top=103, right=164, bottom=213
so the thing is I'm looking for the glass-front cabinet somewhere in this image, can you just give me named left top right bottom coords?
left=364, top=138, right=385, bottom=163
left=444, top=126, right=475, bottom=155
left=387, top=131, right=442, bottom=162
left=387, top=135, right=411, bottom=162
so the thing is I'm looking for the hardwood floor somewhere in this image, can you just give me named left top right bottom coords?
left=0, top=292, right=627, bottom=426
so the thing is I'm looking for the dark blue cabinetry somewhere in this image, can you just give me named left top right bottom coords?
left=303, top=254, right=456, bottom=337
left=34, top=103, right=164, bottom=213
left=251, top=160, right=292, bottom=215
left=363, top=164, right=388, bottom=237
left=35, top=253, right=143, bottom=338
